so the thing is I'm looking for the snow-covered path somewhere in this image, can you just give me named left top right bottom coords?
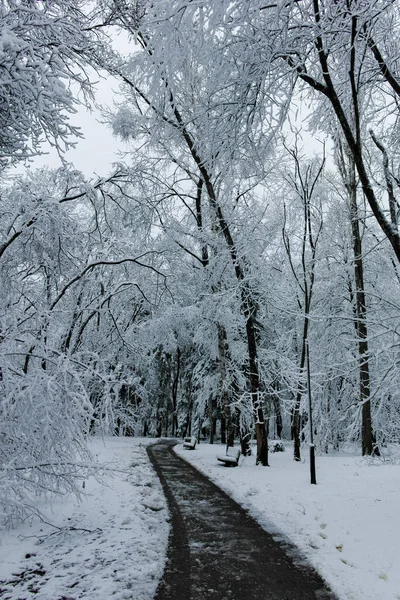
left=149, top=440, right=335, bottom=600
left=0, top=438, right=169, bottom=600
left=175, top=441, right=400, bottom=600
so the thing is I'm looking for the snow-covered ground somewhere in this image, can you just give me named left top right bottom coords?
left=2, top=437, right=399, bottom=600
left=175, top=441, right=400, bottom=600
left=0, top=438, right=169, bottom=600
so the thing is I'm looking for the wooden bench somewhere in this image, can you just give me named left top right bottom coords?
left=183, top=436, right=197, bottom=450
left=217, top=447, right=241, bottom=467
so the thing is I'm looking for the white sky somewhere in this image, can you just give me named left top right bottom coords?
left=7, top=23, right=329, bottom=183
left=9, top=87, right=329, bottom=184
left=10, top=28, right=134, bottom=181
left=16, top=78, right=125, bottom=179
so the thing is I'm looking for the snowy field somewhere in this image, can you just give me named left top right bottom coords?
left=175, top=441, right=400, bottom=600
left=0, top=438, right=169, bottom=600
left=2, top=438, right=399, bottom=600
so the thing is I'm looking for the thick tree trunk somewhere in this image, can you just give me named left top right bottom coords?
left=348, top=161, right=375, bottom=456
left=255, top=422, right=269, bottom=465
left=218, top=324, right=235, bottom=448
left=246, top=313, right=269, bottom=465
left=183, top=412, right=192, bottom=438
left=292, top=407, right=301, bottom=461
left=171, top=347, right=181, bottom=437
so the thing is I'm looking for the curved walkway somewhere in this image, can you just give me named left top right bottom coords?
left=147, top=441, right=337, bottom=600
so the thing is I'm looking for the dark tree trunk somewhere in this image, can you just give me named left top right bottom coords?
left=304, top=2, right=400, bottom=262
left=337, top=147, right=377, bottom=456
left=240, top=427, right=252, bottom=456
left=171, top=347, right=181, bottom=437
left=275, top=401, right=283, bottom=439
left=293, top=318, right=308, bottom=461
left=172, top=110, right=269, bottom=463
left=183, top=414, right=191, bottom=439
left=246, top=312, right=269, bottom=465
left=209, top=396, right=216, bottom=444
left=220, top=416, right=226, bottom=444
left=292, top=408, right=301, bottom=462
left=255, top=423, right=269, bottom=466
left=218, top=324, right=235, bottom=448
left=348, top=162, right=375, bottom=456
left=212, top=414, right=217, bottom=439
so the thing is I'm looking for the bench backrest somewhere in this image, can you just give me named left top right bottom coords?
left=184, top=436, right=197, bottom=446
left=226, top=447, right=240, bottom=460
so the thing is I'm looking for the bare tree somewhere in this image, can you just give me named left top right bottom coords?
left=282, top=144, right=325, bottom=460
left=260, top=0, right=400, bottom=262
left=336, top=141, right=378, bottom=456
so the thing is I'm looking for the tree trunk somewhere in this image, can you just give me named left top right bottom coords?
left=306, top=3, right=400, bottom=263
left=347, top=160, right=375, bottom=456
left=292, top=315, right=308, bottom=461
left=337, top=144, right=377, bottom=456
left=246, top=312, right=269, bottom=465
left=218, top=324, right=235, bottom=448
left=240, top=432, right=252, bottom=456
left=171, top=347, right=181, bottom=437
left=173, top=111, right=270, bottom=463
left=220, top=416, right=226, bottom=444
left=209, top=395, right=216, bottom=444
left=273, top=389, right=283, bottom=439
left=255, top=423, right=269, bottom=466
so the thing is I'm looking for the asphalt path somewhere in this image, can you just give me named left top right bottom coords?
left=147, top=441, right=337, bottom=600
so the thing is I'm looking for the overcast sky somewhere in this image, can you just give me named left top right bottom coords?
left=20, top=77, right=125, bottom=179
left=10, top=28, right=134, bottom=182
left=8, top=24, right=329, bottom=184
